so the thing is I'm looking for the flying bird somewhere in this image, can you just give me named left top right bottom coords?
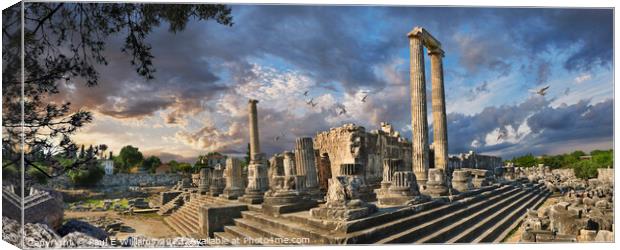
left=497, top=129, right=508, bottom=142
left=530, top=85, right=550, bottom=96
left=338, top=106, right=347, bottom=115
left=274, top=136, right=280, bottom=142
left=306, top=98, right=317, bottom=107
left=303, top=90, right=309, bottom=96
left=361, top=94, right=369, bottom=103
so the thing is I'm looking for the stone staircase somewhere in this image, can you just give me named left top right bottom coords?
left=212, top=181, right=549, bottom=245
left=157, top=193, right=186, bottom=216
left=163, top=195, right=233, bottom=238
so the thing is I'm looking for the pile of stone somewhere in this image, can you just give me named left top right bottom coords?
left=519, top=168, right=614, bottom=243
left=2, top=216, right=105, bottom=248
left=2, top=216, right=203, bottom=248
left=128, top=198, right=150, bottom=209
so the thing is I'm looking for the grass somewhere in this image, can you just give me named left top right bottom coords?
left=68, top=197, right=147, bottom=210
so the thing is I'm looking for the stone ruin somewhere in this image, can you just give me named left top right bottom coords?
left=220, top=158, right=245, bottom=199
left=310, top=164, right=377, bottom=221
left=2, top=186, right=64, bottom=230
left=448, top=150, right=503, bottom=171
left=314, top=122, right=412, bottom=191
left=518, top=166, right=613, bottom=242
left=145, top=26, right=607, bottom=246
left=263, top=150, right=317, bottom=216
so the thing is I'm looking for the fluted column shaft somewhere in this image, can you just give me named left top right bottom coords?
left=248, top=99, right=260, bottom=161
left=429, top=49, right=448, bottom=171
left=294, top=137, right=319, bottom=189
left=283, top=151, right=296, bottom=177
left=408, top=33, right=430, bottom=183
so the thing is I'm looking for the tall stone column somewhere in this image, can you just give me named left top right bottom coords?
left=294, top=137, right=320, bottom=197
left=429, top=48, right=448, bottom=171
left=408, top=29, right=430, bottom=186
left=248, top=99, right=260, bottom=160
left=239, top=99, right=268, bottom=204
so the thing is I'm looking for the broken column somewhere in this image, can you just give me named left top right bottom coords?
left=469, top=169, right=490, bottom=188
left=295, top=137, right=320, bottom=198
left=424, top=168, right=449, bottom=197
left=451, top=169, right=472, bottom=193
left=375, top=159, right=421, bottom=205
left=263, top=151, right=317, bottom=215
left=317, top=153, right=332, bottom=194
left=310, top=163, right=377, bottom=221
left=408, top=27, right=430, bottom=187
left=380, top=159, right=401, bottom=189
left=209, top=163, right=225, bottom=196
left=239, top=99, right=269, bottom=204
left=220, top=158, right=245, bottom=199
left=429, top=47, right=449, bottom=171
left=198, top=167, right=211, bottom=194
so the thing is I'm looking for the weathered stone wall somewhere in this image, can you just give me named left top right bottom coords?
left=448, top=150, right=502, bottom=172
left=314, top=123, right=411, bottom=187
left=47, top=173, right=183, bottom=189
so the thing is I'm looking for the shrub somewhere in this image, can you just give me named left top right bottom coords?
left=26, top=165, right=49, bottom=185
left=68, top=165, right=105, bottom=187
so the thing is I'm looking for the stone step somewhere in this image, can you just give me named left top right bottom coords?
left=448, top=187, right=545, bottom=243
left=164, top=216, right=193, bottom=237
left=174, top=211, right=199, bottom=227
left=232, top=217, right=303, bottom=245
left=213, top=231, right=235, bottom=245
left=171, top=211, right=200, bottom=233
left=475, top=190, right=550, bottom=243
left=376, top=186, right=526, bottom=243
left=241, top=210, right=331, bottom=244
left=345, top=185, right=516, bottom=243
left=177, top=207, right=199, bottom=224
left=224, top=225, right=264, bottom=245
left=419, top=185, right=542, bottom=243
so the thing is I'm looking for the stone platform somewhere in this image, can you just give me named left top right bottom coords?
left=212, top=180, right=550, bottom=244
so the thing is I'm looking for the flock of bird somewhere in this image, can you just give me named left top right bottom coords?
left=302, top=89, right=371, bottom=116
left=270, top=89, right=371, bottom=142
left=275, top=85, right=552, bottom=143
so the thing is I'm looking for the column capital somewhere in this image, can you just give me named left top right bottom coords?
left=407, top=26, right=425, bottom=39
left=407, top=26, right=442, bottom=49
left=249, top=99, right=259, bottom=104
left=428, top=48, right=445, bottom=57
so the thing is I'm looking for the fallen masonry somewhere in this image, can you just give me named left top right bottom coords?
left=518, top=167, right=614, bottom=243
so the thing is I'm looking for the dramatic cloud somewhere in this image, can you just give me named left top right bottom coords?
left=447, top=98, right=613, bottom=158
left=58, top=5, right=612, bottom=161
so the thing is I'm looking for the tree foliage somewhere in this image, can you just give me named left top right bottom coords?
left=508, top=149, right=613, bottom=179
left=2, top=2, right=233, bottom=186
left=116, top=145, right=144, bottom=173
left=142, top=155, right=162, bottom=173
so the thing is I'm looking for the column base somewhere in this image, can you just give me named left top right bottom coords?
left=238, top=190, right=264, bottom=204
left=263, top=192, right=318, bottom=216
left=219, top=187, right=244, bottom=200
left=309, top=200, right=377, bottom=221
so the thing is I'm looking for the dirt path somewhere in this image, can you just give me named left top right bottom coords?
left=64, top=210, right=179, bottom=239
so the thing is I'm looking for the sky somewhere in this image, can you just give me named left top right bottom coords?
left=58, top=5, right=613, bottom=163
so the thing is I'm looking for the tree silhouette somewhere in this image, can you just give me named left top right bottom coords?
left=2, top=2, right=233, bottom=185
